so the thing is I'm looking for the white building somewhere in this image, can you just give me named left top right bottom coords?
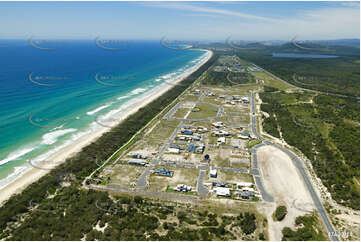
left=241, top=97, right=249, bottom=103
left=215, top=187, right=231, bottom=197
left=237, top=182, right=253, bottom=188
left=211, top=121, right=224, bottom=128
left=167, top=147, right=180, bottom=154
left=217, top=137, right=226, bottom=145
left=210, top=169, right=217, bottom=178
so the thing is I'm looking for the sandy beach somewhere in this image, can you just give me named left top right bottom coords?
left=0, top=50, right=213, bottom=206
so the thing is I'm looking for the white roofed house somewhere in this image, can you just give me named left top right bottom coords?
left=241, top=96, right=249, bottom=104
left=217, top=137, right=226, bottom=145
left=210, top=169, right=217, bottom=178
left=211, top=122, right=224, bottom=128
left=167, top=147, right=180, bottom=154
left=214, top=187, right=231, bottom=197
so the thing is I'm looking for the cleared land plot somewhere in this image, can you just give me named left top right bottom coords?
left=256, top=145, right=316, bottom=241
left=105, top=163, right=146, bottom=188
left=181, top=94, right=199, bottom=102
left=161, top=153, right=204, bottom=164
left=223, top=105, right=246, bottom=113
left=144, top=120, right=179, bottom=143
left=252, top=72, right=291, bottom=90
left=229, top=157, right=250, bottom=168
left=225, top=113, right=250, bottom=124
left=205, top=170, right=253, bottom=184
left=173, top=107, right=190, bottom=119
left=206, top=147, right=249, bottom=168
left=202, top=96, right=223, bottom=105
left=148, top=166, right=199, bottom=192
left=187, top=103, right=219, bottom=119
left=223, top=86, right=259, bottom=94
left=210, top=154, right=230, bottom=168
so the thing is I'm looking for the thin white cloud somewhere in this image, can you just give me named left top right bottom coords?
left=147, top=2, right=360, bottom=40
left=184, top=13, right=223, bottom=18
left=146, top=2, right=277, bottom=22
left=340, top=2, right=360, bottom=8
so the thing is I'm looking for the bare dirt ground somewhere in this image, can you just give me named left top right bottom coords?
left=105, top=164, right=145, bottom=188
left=148, top=167, right=198, bottom=192
left=256, top=145, right=316, bottom=241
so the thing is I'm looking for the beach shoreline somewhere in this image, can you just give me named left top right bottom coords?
left=0, top=49, right=213, bottom=206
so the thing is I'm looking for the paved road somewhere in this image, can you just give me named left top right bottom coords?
left=197, top=167, right=209, bottom=196
left=168, top=101, right=223, bottom=122
left=254, top=176, right=274, bottom=202
left=159, top=160, right=197, bottom=169
left=136, top=120, right=184, bottom=188
left=226, top=72, right=259, bottom=87
left=249, top=143, right=274, bottom=202
left=165, top=91, right=224, bottom=122
left=93, top=184, right=199, bottom=201
left=252, top=62, right=359, bottom=100
left=250, top=90, right=339, bottom=241
left=164, top=102, right=183, bottom=119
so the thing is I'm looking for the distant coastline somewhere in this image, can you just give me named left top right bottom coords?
left=0, top=49, right=213, bottom=206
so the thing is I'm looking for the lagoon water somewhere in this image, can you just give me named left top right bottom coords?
left=0, top=40, right=207, bottom=189
left=272, top=52, right=339, bottom=58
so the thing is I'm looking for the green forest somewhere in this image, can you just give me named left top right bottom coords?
left=259, top=89, right=360, bottom=209
left=232, top=44, right=360, bottom=97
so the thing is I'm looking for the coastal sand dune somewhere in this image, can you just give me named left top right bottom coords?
left=0, top=50, right=213, bottom=206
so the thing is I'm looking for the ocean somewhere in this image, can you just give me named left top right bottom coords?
left=0, top=39, right=208, bottom=189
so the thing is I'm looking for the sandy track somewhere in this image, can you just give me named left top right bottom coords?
left=256, top=145, right=316, bottom=241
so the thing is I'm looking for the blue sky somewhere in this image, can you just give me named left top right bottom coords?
left=0, top=1, right=359, bottom=41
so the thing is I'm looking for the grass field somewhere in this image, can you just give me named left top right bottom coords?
left=252, top=72, right=292, bottom=90
left=187, top=103, right=219, bottom=119
left=173, top=107, right=190, bottom=118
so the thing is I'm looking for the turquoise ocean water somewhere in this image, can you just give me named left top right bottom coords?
left=0, top=39, right=207, bottom=189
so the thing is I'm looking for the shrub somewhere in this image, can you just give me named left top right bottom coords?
left=274, top=205, right=287, bottom=221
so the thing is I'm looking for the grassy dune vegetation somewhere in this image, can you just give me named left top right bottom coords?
left=282, top=214, right=327, bottom=241
left=3, top=190, right=262, bottom=241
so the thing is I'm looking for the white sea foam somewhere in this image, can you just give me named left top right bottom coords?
left=0, top=165, right=29, bottom=190
left=41, top=128, right=77, bottom=145
left=131, top=88, right=146, bottom=95
left=50, top=124, right=64, bottom=131
left=86, top=104, right=111, bottom=116
left=0, top=49, right=212, bottom=192
left=0, top=147, right=35, bottom=166
left=117, top=94, right=131, bottom=100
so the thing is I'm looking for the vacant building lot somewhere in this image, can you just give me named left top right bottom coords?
left=187, top=103, right=219, bottom=119
left=105, top=163, right=146, bottom=188
left=148, top=166, right=199, bottom=192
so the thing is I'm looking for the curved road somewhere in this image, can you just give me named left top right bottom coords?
left=250, top=91, right=339, bottom=241
left=251, top=62, right=359, bottom=100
